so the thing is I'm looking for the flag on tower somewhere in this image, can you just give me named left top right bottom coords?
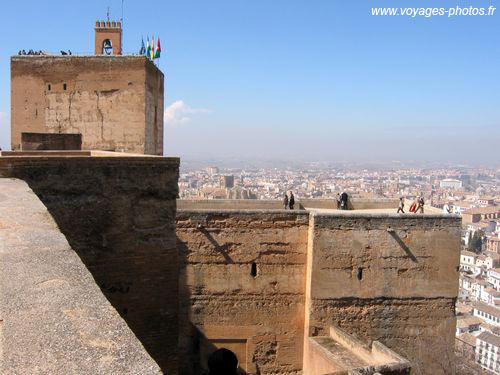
left=146, top=37, right=151, bottom=59
left=140, top=37, right=145, bottom=55
left=154, top=37, right=161, bottom=59
left=151, top=36, right=155, bottom=60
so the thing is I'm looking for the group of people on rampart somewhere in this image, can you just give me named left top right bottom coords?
left=336, top=191, right=349, bottom=210
left=397, top=196, right=425, bottom=214
left=283, top=191, right=295, bottom=209
left=282, top=191, right=350, bottom=210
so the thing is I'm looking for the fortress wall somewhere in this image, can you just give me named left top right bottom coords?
left=0, top=155, right=180, bottom=373
left=177, top=199, right=285, bottom=210
left=11, top=56, right=163, bottom=154
left=176, top=210, right=310, bottom=375
left=0, top=178, right=162, bottom=374
left=300, top=198, right=399, bottom=210
left=177, top=198, right=400, bottom=211
left=304, top=212, right=461, bottom=375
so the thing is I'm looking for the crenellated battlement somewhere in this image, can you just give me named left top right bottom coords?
left=95, top=20, right=122, bottom=29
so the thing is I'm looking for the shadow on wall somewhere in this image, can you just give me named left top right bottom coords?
left=177, top=237, right=198, bottom=374
left=199, top=335, right=247, bottom=374
left=198, top=227, right=235, bottom=264
left=178, top=237, right=250, bottom=374
left=388, top=230, right=418, bottom=263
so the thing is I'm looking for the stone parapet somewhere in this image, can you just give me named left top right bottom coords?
left=0, top=153, right=180, bottom=373
left=0, top=178, right=162, bottom=374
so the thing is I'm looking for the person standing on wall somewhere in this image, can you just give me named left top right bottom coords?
left=289, top=191, right=295, bottom=210
left=415, top=196, right=425, bottom=213
left=283, top=193, right=289, bottom=209
left=340, top=191, right=348, bottom=210
left=409, top=197, right=417, bottom=213
left=397, top=197, right=405, bottom=213
left=336, top=193, right=341, bottom=209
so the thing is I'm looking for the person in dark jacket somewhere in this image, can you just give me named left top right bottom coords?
left=340, top=191, right=348, bottom=210
left=208, top=348, right=238, bottom=375
left=289, top=191, right=295, bottom=210
left=283, top=193, right=289, bottom=209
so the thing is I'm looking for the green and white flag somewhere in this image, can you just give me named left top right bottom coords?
left=146, top=37, right=151, bottom=59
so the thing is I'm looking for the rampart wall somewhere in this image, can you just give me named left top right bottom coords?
left=304, top=212, right=461, bottom=374
left=0, top=159, right=459, bottom=375
left=177, top=206, right=461, bottom=375
left=176, top=210, right=310, bottom=375
left=0, top=178, right=161, bottom=374
left=0, top=153, right=179, bottom=373
left=177, top=198, right=400, bottom=211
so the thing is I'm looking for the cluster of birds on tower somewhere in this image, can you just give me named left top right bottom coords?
left=18, top=49, right=47, bottom=56
left=17, top=49, right=73, bottom=56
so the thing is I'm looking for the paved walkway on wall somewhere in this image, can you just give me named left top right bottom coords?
left=0, top=178, right=161, bottom=374
left=309, top=207, right=449, bottom=216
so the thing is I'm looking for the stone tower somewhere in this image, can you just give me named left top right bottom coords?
left=10, top=22, right=164, bottom=155
left=95, top=20, right=122, bottom=55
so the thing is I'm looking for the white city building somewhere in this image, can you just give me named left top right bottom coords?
left=461, top=250, right=482, bottom=275
left=490, top=269, right=500, bottom=292
left=440, top=178, right=463, bottom=189
left=476, top=331, right=500, bottom=373
left=461, top=277, right=490, bottom=301
left=485, top=252, right=500, bottom=270
left=473, top=302, right=500, bottom=327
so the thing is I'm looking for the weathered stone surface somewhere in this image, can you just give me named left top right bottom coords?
left=0, top=178, right=162, bottom=374
left=177, top=198, right=400, bottom=211
left=305, top=326, right=411, bottom=375
left=0, top=164, right=460, bottom=375
left=11, top=56, right=163, bottom=155
left=177, top=206, right=460, bottom=375
left=177, top=210, right=309, bottom=375
left=0, top=153, right=179, bottom=373
left=21, top=132, right=82, bottom=150
left=305, top=213, right=461, bottom=375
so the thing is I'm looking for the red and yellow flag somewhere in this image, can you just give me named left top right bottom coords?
left=155, top=37, right=161, bottom=59
left=151, top=36, right=155, bottom=60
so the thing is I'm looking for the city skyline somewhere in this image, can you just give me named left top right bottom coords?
left=0, top=0, right=499, bottom=164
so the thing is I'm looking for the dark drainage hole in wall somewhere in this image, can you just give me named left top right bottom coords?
left=251, top=262, right=258, bottom=278
left=357, top=267, right=364, bottom=281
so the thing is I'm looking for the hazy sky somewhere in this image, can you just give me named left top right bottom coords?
left=0, top=0, right=498, bottom=164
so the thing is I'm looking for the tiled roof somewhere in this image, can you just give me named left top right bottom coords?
left=477, top=331, right=500, bottom=347
left=464, top=207, right=500, bottom=215
left=474, top=301, right=500, bottom=318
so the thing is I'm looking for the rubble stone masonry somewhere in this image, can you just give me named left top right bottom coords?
left=304, top=213, right=461, bottom=375
left=176, top=210, right=310, bottom=375
left=177, top=208, right=461, bottom=375
left=0, top=153, right=179, bottom=372
left=11, top=56, right=163, bottom=155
